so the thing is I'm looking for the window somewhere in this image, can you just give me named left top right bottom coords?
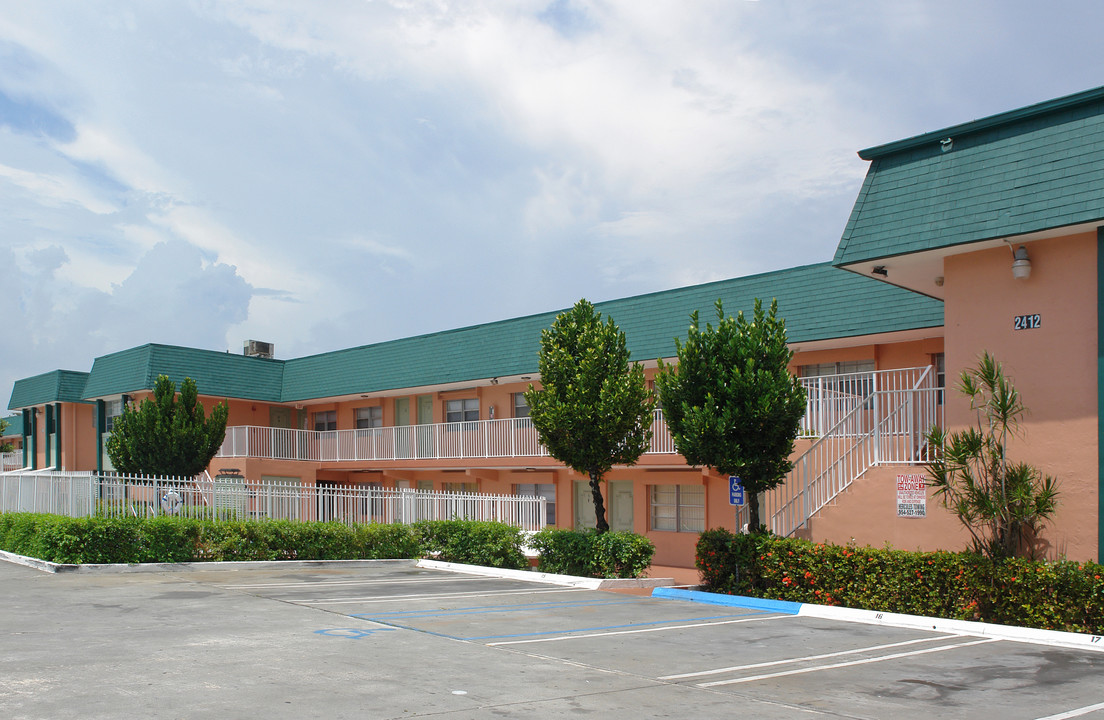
left=513, top=393, right=530, bottom=418
left=313, top=410, right=337, bottom=431
left=799, top=360, right=875, bottom=377
left=103, top=399, right=124, bottom=433
left=356, top=406, right=383, bottom=429
left=650, top=484, right=704, bottom=532
left=933, top=353, right=946, bottom=405
left=442, top=481, right=477, bottom=493
left=516, top=482, right=556, bottom=525
left=446, top=399, right=479, bottom=423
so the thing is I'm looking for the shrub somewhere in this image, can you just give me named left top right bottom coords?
left=530, top=528, right=655, bottom=578
left=414, top=520, right=528, bottom=569
left=695, top=532, right=1104, bottom=634
left=0, top=513, right=422, bottom=565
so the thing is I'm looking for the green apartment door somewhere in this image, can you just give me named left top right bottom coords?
left=609, top=481, right=634, bottom=532
left=270, top=407, right=291, bottom=429
left=416, top=395, right=434, bottom=458
left=395, top=398, right=411, bottom=458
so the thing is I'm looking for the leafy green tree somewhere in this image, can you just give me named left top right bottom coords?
left=656, top=298, right=806, bottom=531
left=106, top=375, right=230, bottom=477
left=0, top=417, right=12, bottom=453
left=925, top=352, right=1058, bottom=560
left=526, top=299, right=655, bottom=533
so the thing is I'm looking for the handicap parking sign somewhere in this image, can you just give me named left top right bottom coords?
left=729, top=476, right=745, bottom=506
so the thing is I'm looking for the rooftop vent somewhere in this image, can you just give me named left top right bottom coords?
left=243, top=340, right=274, bottom=359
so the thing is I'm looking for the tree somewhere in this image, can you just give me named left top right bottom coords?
left=106, top=375, right=229, bottom=477
left=655, top=298, right=806, bottom=531
left=0, top=417, right=12, bottom=453
left=525, top=299, right=655, bottom=533
left=925, top=352, right=1058, bottom=560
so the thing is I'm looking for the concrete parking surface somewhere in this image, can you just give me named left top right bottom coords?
left=1, top=559, right=1103, bottom=719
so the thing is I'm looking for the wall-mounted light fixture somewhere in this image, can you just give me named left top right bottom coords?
left=1011, top=245, right=1032, bottom=280
left=940, top=137, right=954, bottom=152
left=934, top=276, right=944, bottom=287
left=872, top=266, right=888, bottom=277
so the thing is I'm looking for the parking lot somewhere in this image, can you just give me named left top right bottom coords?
left=2, top=559, right=1103, bottom=719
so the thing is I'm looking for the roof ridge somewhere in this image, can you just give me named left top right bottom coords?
left=859, top=85, right=1104, bottom=160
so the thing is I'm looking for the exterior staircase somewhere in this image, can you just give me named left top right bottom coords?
left=738, top=367, right=942, bottom=536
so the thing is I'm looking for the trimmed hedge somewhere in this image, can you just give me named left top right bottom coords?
left=696, top=529, right=1104, bottom=635
left=0, top=514, right=524, bottom=566
left=529, top=528, right=655, bottom=578
left=413, top=519, right=528, bottom=569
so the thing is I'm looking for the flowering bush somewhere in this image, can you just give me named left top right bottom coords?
left=695, top=530, right=1104, bottom=634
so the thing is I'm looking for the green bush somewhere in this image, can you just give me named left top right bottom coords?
left=530, top=528, right=655, bottom=578
left=413, top=520, right=528, bottom=569
left=694, top=531, right=1104, bottom=634
left=0, top=513, right=422, bottom=565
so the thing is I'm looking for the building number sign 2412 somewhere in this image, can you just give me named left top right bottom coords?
left=1013, top=313, right=1041, bottom=330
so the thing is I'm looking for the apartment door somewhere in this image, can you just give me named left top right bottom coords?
left=416, top=394, right=434, bottom=458
left=394, top=397, right=411, bottom=459
left=270, top=407, right=291, bottom=428
left=574, top=480, right=592, bottom=530
left=608, top=481, right=634, bottom=532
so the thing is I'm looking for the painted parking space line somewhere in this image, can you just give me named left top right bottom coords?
left=217, top=576, right=493, bottom=590
left=659, top=634, right=963, bottom=680
left=1033, top=701, right=1104, bottom=720
left=354, top=598, right=638, bottom=620
left=485, top=613, right=790, bottom=647
left=297, top=586, right=588, bottom=605
left=697, top=637, right=1000, bottom=687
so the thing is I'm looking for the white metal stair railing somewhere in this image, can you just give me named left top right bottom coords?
left=739, top=366, right=941, bottom=537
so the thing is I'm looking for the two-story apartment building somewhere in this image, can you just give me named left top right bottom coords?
left=8, top=85, right=1104, bottom=571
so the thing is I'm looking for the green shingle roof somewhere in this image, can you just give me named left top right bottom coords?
left=15, top=264, right=943, bottom=406
left=8, top=370, right=89, bottom=410
left=2, top=414, right=22, bottom=437
left=280, top=263, right=943, bottom=401
left=834, top=86, right=1104, bottom=266
left=80, top=344, right=285, bottom=402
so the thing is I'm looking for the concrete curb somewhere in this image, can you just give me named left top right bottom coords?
left=652, top=587, right=1104, bottom=653
left=0, top=549, right=419, bottom=574
left=417, top=559, right=678, bottom=590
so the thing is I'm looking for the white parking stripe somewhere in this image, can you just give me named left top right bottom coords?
left=298, top=587, right=587, bottom=605
left=660, top=635, right=956, bottom=680
left=698, top=637, right=999, bottom=687
left=1033, top=701, right=1104, bottom=720
left=486, top=614, right=789, bottom=647
left=219, top=576, right=489, bottom=590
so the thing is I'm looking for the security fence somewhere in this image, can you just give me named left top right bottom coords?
left=0, top=470, right=547, bottom=531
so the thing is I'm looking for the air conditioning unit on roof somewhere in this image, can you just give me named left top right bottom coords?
left=244, top=340, right=274, bottom=359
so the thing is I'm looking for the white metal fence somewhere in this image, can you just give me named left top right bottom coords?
left=742, top=366, right=943, bottom=537
left=0, top=470, right=547, bottom=531
left=218, top=409, right=677, bottom=462
left=1, top=452, right=22, bottom=473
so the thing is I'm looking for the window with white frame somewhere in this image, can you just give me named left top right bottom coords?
left=933, top=353, right=946, bottom=405
left=513, top=393, right=530, bottom=418
left=798, top=360, right=875, bottom=377
left=356, top=406, right=383, bottom=429
left=104, top=399, right=124, bottom=433
left=446, top=398, right=479, bottom=423
left=516, top=482, right=555, bottom=525
left=650, top=484, right=704, bottom=532
left=313, top=410, right=337, bottom=431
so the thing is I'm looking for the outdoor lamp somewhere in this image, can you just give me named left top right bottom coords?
left=1012, top=245, right=1032, bottom=280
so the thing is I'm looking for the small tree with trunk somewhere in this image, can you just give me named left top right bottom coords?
left=925, top=352, right=1058, bottom=560
left=656, top=298, right=806, bottom=531
left=106, top=375, right=229, bottom=477
left=526, top=299, right=654, bottom=533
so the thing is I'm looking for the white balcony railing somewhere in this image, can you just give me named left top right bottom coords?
left=1, top=451, right=23, bottom=473
left=217, top=410, right=677, bottom=463
left=215, top=367, right=939, bottom=465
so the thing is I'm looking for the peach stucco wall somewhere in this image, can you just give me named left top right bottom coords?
left=943, top=232, right=1098, bottom=560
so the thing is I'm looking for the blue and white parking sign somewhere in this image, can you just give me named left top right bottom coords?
left=728, top=476, right=745, bottom=506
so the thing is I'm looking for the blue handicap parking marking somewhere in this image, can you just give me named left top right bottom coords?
left=314, top=627, right=398, bottom=639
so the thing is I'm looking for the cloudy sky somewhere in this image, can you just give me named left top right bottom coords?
left=2, top=1, right=1102, bottom=406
